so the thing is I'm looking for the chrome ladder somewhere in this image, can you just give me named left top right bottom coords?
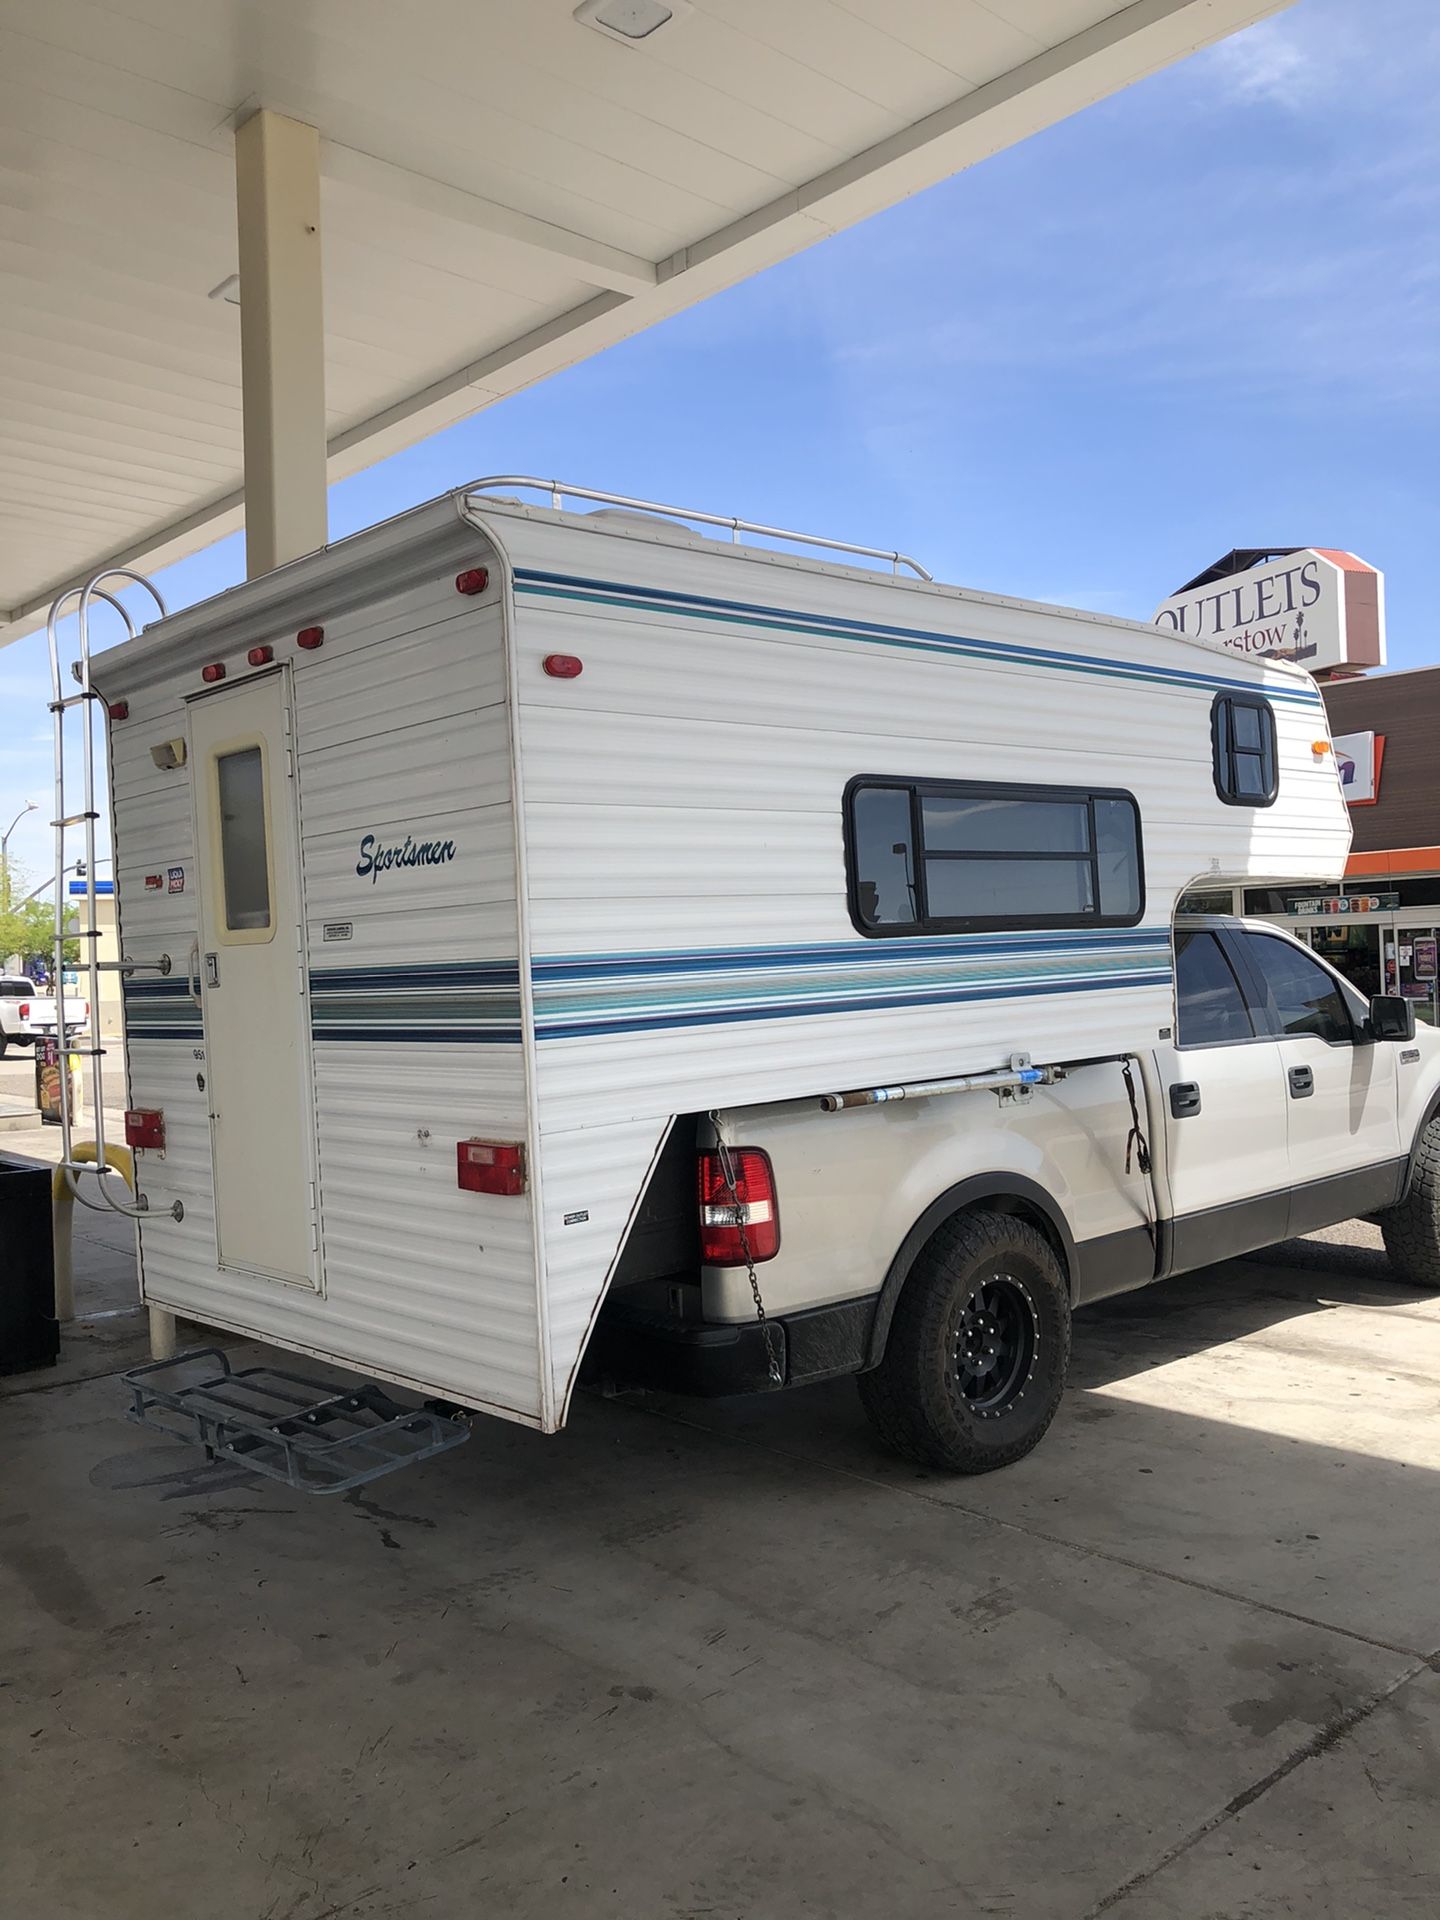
left=46, top=570, right=181, bottom=1221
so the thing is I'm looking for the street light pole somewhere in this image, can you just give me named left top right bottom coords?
left=1, top=801, right=37, bottom=912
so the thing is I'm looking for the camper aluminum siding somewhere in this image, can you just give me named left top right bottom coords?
left=90, top=488, right=1349, bottom=1433
left=98, top=505, right=545, bottom=1425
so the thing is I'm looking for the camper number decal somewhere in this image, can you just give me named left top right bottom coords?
left=356, top=830, right=457, bottom=884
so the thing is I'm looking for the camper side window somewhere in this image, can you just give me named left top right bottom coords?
left=1212, top=694, right=1278, bottom=806
left=846, top=779, right=1143, bottom=935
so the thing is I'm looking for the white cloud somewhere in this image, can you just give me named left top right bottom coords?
left=1207, top=18, right=1317, bottom=107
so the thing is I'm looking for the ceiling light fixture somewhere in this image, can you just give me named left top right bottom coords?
left=573, top=0, right=689, bottom=46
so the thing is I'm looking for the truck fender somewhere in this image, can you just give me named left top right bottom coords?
left=863, top=1172, right=1078, bottom=1370
left=1401, top=1085, right=1440, bottom=1201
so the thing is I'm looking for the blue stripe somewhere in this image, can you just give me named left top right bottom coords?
left=536, top=967, right=1168, bottom=1040
left=311, top=1025, right=521, bottom=1045
left=534, top=929, right=1170, bottom=983
left=514, top=568, right=1324, bottom=708
left=311, top=963, right=520, bottom=990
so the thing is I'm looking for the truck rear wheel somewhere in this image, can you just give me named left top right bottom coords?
left=858, top=1208, right=1071, bottom=1473
left=1379, top=1117, right=1440, bottom=1289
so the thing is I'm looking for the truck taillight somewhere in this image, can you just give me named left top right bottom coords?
left=18, top=1003, right=28, bottom=1020
left=697, top=1148, right=780, bottom=1265
left=457, top=1139, right=526, bottom=1195
left=125, top=1109, right=166, bottom=1150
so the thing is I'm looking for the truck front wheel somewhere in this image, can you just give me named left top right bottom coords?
left=1379, top=1116, right=1440, bottom=1289
left=858, top=1208, right=1071, bottom=1473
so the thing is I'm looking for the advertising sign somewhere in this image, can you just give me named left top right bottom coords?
left=1289, top=892, right=1398, bottom=916
left=1331, top=730, right=1385, bottom=806
left=1414, top=937, right=1438, bottom=984
left=1154, top=549, right=1384, bottom=675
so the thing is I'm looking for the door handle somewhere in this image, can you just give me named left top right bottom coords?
left=1169, top=1081, right=1201, bottom=1118
left=204, top=952, right=220, bottom=989
left=1288, top=1064, right=1314, bottom=1099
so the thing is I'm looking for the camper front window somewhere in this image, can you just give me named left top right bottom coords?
left=846, top=777, right=1143, bottom=936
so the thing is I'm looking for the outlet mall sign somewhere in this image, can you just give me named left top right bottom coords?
left=1154, top=548, right=1384, bottom=674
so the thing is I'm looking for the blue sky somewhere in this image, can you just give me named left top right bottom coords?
left=2, top=0, right=1436, bottom=882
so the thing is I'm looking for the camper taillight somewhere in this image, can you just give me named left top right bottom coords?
left=457, top=1139, right=527, bottom=1196
left=124, top=1109, right=166, bottom=1151
left=697, top=1149, right=780, bottom=1265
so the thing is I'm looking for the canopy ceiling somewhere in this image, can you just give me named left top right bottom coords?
left=0, top=0, right=1291, bottom=640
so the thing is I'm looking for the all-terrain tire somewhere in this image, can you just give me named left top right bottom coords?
left=1379, top=1116, right=1440, bottom=1289
left=858, top=1208, right=1071, bottom=1474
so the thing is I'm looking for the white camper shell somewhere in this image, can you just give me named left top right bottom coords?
left=86, top=480, right=1353, bottom=1443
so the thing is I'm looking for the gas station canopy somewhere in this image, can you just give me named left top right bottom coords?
left=1, top=0, right=1290, bottom=639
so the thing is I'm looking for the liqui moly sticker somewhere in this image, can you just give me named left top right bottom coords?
left=167, top=866, right=185, bottom=893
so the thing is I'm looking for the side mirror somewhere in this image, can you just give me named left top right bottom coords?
left=1369, top=994, right=1417, bottom=1043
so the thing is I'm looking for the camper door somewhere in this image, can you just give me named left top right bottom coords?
left=189, top=668, right=320, bottom=1288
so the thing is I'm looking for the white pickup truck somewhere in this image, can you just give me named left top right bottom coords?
left=0, top=976, right=90, bottom=1057
left=590, top=917, right=1440, bottom=1474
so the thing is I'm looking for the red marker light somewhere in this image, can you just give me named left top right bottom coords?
left=201, top=663, right=226, bottom=684
left=456, top=1139, right=526, bottom=1195
left=247, top=644, right=274, bottom=666
left=455, top=568, right=489, bottom=596
left=296, top=626, right=324, bottom=650
left=543, top=654, right=584, bottom=679
left=107, top=699, right=130, bottom=720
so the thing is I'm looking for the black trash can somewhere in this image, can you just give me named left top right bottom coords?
left=0, top=1154, right=58, bottom=1374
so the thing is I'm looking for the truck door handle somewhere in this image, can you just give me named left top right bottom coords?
left=1288, top=1064, right=1314, bottom=1098
left=1169, top=1081, right=1201, bottom=1118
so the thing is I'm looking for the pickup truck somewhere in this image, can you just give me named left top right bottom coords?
left=591, top=917, right=1440, bottom=1475
left=0, top=976, right=90, bottom=1057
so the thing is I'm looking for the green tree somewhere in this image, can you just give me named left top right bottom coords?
left=0, top=857, right=78, bottom=972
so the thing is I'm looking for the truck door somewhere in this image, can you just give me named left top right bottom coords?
left=189, top=668, right=318, bottom=1287
left=1226, top=926, right=1402, bottom=1234
left=1159, top=928, right=1290, bottom=1271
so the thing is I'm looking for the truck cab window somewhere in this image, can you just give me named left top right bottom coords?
left=1175, top=930, right=1257, bottom=1046
left=1238, top=933, right=1355, bottom=1045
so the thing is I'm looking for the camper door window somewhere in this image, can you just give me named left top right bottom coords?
left=215, top=745, right=273, bottom=934
left=846, top=778, right=1143, bottom=936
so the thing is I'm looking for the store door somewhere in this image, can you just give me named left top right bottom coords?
left=1389, top=928, right=1439, bottom=1026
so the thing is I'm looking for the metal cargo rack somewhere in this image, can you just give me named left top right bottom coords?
left=123, top=1348, right=471, bottom=1495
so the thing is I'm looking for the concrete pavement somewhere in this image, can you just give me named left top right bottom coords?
left=3, top=1214, right=1439, bottom=1918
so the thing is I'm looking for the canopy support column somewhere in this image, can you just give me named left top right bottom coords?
left=235, top=109, right=327, bottom=581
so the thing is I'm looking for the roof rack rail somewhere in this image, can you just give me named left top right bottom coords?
left=462, top=476, right=932, bottom=580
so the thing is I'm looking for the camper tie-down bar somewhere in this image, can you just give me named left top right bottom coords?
left=819, top=1052, right=1066, bottom=1111
left=817, top=1050, right=1159, bottom=1112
